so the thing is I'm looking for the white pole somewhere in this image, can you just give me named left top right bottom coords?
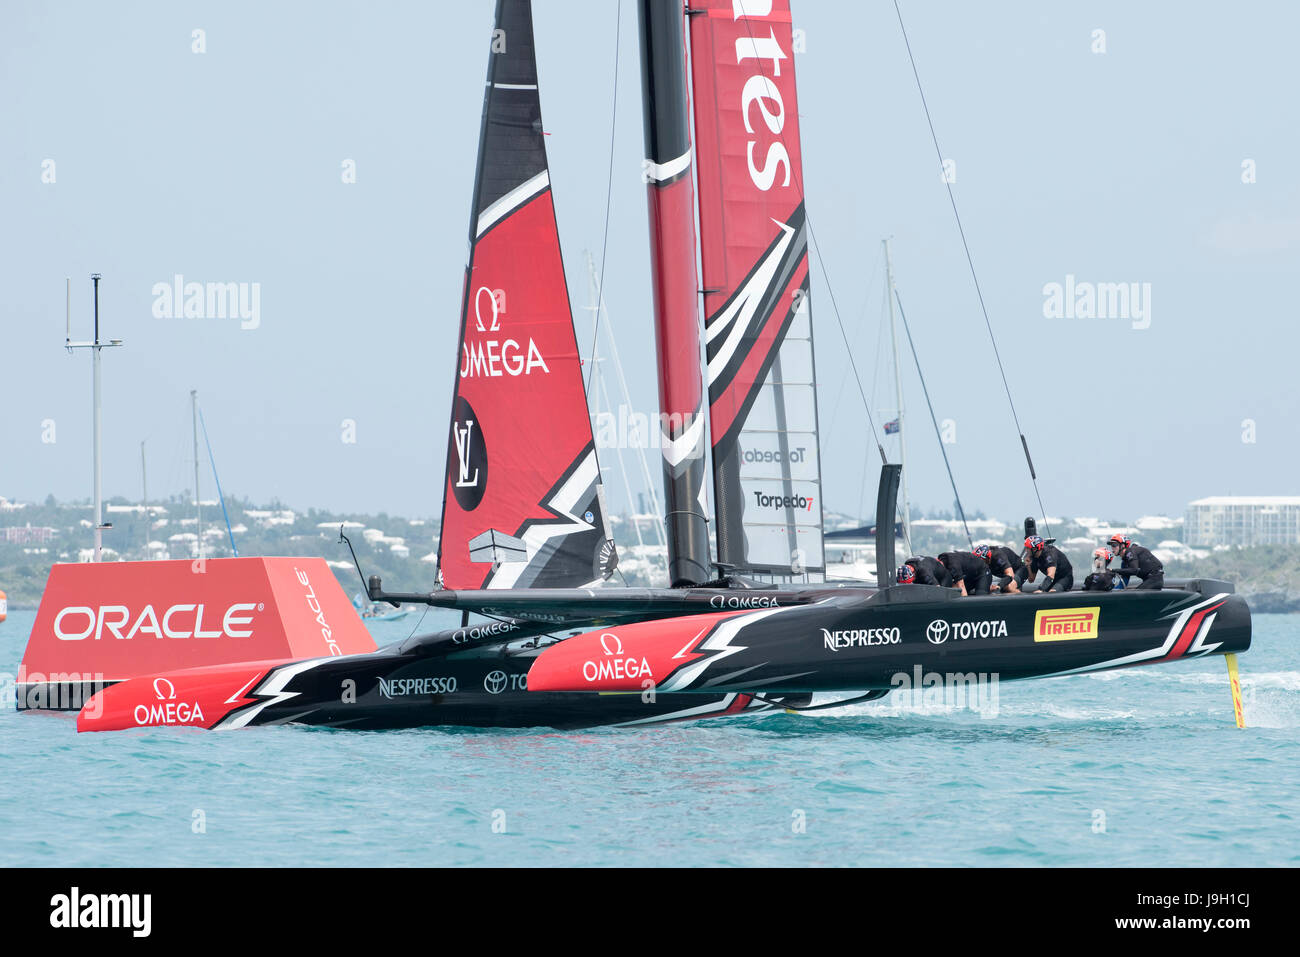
left=66, top=275, right=122, bottom=563
left=191, top=390, right=203, bottom=560
left=92, top=276, right=103, bottom=563
left=884, top=240, right=912, bottom=552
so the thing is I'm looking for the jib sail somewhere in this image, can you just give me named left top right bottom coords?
left=437, top=0, right=617, bottom=590
left=688, top=0, right=825, bottom=581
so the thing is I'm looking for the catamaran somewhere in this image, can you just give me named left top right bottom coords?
left=70, top=0, right=1249, bottom=732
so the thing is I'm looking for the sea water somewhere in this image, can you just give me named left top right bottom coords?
left=1, top=608, right=1296, bottom=867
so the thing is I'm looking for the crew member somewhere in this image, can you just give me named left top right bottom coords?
left=897, top=555, right=951, bottom=587
left=1108, top=535, right=1164, bottom=590
left=939, top=550, right=992, bottom=596
left=1082, top=547, right=1123, bottom=591
left=974, top=543, right=1027, bottom=593
left=1025, top=536, right=1073, bottom=592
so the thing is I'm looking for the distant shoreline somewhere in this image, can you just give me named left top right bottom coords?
left=5, top=498, right=1299, bottom=612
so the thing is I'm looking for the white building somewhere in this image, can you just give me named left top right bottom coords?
left=1185, top=496, right=1300, bottom=546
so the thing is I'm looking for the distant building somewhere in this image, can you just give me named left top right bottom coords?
left=1, top=525, right=56, bottom=545
left=911, top=518, right=1011, bottom=538
left=1185, top=496, right=1300, bottom=546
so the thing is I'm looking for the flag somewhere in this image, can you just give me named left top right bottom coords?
left=884, top=419, right=900, bottom=435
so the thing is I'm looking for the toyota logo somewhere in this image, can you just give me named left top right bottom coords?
left=483, top=670, right=508, bottom=695
left=926, top=620, right=950, bottom=645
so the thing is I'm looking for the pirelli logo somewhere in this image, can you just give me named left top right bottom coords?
left=1034, top=607, right=1101, bottom=642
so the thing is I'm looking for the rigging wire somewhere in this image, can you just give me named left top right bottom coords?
left=823, top=253, right=881, bottom=441
left=402, top=605, right=431, bottom=643
left=197, top=407, right=239, bottom=556
left=892, top=288, right=974, bottom=548
left=870, top=279, right=889, bottom=417
left=856, top=282, right=890, bottom=524
left=892, top=0, right=1051, bottom=537
left=583, top=0, right=622, bottom=396
left=807, top=221, right=888, bottom=468
left=567, top=0, right=624, bottom=579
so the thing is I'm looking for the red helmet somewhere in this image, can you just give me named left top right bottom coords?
left=896, top=564, right=916, bottom=584
left=972, top=544, right=992, bottom=561
left=1093, top=547, right=1113, bottom=563
left=1025, top=535, right=1045, bottom=552
left=1107, top=534, right=1130, bottom=551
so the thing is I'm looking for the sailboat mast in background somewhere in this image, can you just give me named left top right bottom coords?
left=65, top=274, right=123, bottom=563
left=191, top=389, right=203, bottom=560
left=883, top=239, right=911, bottom=550
left=584, top=250, right=670, bottom=581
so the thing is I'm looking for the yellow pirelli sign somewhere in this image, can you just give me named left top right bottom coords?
left=1034, top=606, right=1101, bottom=642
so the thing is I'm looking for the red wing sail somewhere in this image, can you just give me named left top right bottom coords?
left=438, top=0, right=616, bottom=590
left=690, top=0, right=825, bottom=582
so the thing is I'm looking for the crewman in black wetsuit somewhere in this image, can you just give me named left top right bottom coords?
left=1108, top=535, right=1164, bottom=590
left=1082, top=547, right=1123, bottom=591
left=973, top=544, right=1027, bottom=593
left=939, top=550, right=992, bottom=596
left=1025, top=536, right=1073, bottom=592
left=896, top=556, right=951, bottom=587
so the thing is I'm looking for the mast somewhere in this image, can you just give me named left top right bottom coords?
left=191, top=389, right=203, bottom=560
left=884, top=239, right=911, bottom=549
left=637, top=0, right=711, bottom=586
left=92, top=276, right=104, bottom=562
left=65, top=274, right=122, bottom=563
left=141, top=439, right=148, bottom=555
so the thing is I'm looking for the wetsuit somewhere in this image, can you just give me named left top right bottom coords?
left=939, top=551, right=992, bottom=595
left=905, top=556, right=952, bottom=588
left=1029, top=545, right=1073, bottom=592
left=1082, top=570, right=1121, bottom=591
left=1118, top=544, right=1164, bottom=590
left=987, top=546, right=1027, bottom=591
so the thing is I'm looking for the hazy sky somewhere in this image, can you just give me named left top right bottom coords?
left=3, top=1, right=1297, bottom=525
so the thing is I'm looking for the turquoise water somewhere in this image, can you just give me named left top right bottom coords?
left=2, top=607, right=1296, bottom=867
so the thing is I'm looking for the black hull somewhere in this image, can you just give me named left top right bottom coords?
left=527, top=582, right=1253, bottom=698
left=744, top=586, right=1253, bottom=693
left=228, top=643, right=784, bottom=730
left=72, top=580, right=1250, bottom=732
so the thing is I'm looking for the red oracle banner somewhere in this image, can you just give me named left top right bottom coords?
left=17, top=557, right=375, bottom=709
